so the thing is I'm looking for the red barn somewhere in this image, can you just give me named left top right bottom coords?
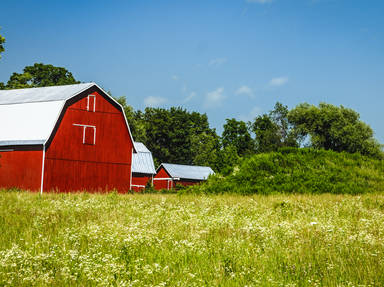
left=153, top=163, right=214, bottom=190
left=131, top=142, right=156, bottom=191
left=0, top=83, right=136, bottom=193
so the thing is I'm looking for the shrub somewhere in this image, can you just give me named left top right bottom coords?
left=183, top=148, right=384, bottom=195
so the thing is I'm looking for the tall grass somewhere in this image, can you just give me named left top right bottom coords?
left=0, top=191, right=383, bottom=286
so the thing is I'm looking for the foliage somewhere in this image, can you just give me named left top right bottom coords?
left=115, top=97, right=147, bottom=144
left=0, top=28, right=5, bottom=59
left=0, top=192, right=384, bottom=286
left=1, top=63, right=79, bottom=89
left=116, top=99, right=223, bottom=168
left=251, top=102, right=298, bottom=153
left=185, top=148, right=384, bottom=195
left=222, top=118, right=254, bottom=156
left=191, top=131, right=221, bottom=167
left=288, top=102, right=383, bottom=158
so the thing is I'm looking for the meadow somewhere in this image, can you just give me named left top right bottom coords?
left=0, top=191, right=383, bottom=286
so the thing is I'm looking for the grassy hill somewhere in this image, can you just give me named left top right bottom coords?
left=186, top=148, right=384, bottom=195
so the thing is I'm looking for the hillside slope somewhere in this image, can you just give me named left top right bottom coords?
left=186, top=148, right=384, bottom=194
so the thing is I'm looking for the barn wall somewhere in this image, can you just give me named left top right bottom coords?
left=0, top=150, right=43, bottom=191
left=153, top=167, right=173, bottom=190
left=132, top=173, right=152, bottom=191
left=44, top=91, right=133, bottom=192
left=175, top=179, right=202, bottom=187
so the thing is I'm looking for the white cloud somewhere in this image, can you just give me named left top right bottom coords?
left=204, top=88, right=225, bottom=108
left=268, top=76, right=289, bottom=87
left=239, top=106, right=262, bottom=122
left=235, top=85, right=254, bottom=97
left=184, top=92, right=196, bottom=103
left=144, top=96, right=167, bottom=107
left=209, top=58, right=227, bottom=67
left=246, top=0, right=273, bottom=3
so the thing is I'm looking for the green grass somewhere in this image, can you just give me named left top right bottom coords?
left=186, top=148, right=384, bottom=195
left=0, top=191, right=384, bottom=286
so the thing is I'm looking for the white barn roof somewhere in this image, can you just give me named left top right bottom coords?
left=0, top=83, right=94, bottom=105
left=132, top=142, right=156, bottom=175
left=0, top=101, right=64, bottom=146
left=0, top=83, right=136, bottom=149
left=159, top=163, right=214, bottom=181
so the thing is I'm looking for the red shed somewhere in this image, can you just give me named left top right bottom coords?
left=131, top=142, right=156, bottom=191
left=153, top=163, right=214, bottom=190
left=0, top=83, right=136, bottom=193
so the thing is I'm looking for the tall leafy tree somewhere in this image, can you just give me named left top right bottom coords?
left=0, top=28, right=5, bottom=59
left=252, top=102, right=298, bottom=153
left=115, top=97, right=147, bottom=144
left=288, top=103, right=383, bottom=158
left=222, top=118, right=254, bottom=156
left=2, top=63, right=79, bottom=89
left=140, top=107, right=218, bottom=166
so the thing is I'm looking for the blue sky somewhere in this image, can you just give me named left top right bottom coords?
left=1, top=0, right=383, bottom=141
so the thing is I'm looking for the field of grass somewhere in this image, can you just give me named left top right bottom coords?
left=0, top=191, right=384, bottom=286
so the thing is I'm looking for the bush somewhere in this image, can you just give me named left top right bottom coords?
left=183, top=148, right=384, bottom=195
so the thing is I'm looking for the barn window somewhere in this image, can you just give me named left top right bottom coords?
left=73, top=124, right=96, bottom=145
left=87, top=95, right=96, bottom=112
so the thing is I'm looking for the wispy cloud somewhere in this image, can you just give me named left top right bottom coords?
left=144, top=96, right=167, bottom=107
left=184, top=91, right=196, bottom=103
left=239, top=106, right=262, bottom=122
left=209, top=58, right=227, bottom=67
left=235, top=85, right=254, bottom=98
left=204, top=87, right=225, bottom=108
left=268, top=76, right=289, bottom=87
left=246, top=0, right=273, bottom=4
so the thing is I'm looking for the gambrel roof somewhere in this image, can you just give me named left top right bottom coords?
left=157, top=163, right=214, bottom=181
left=132, top=142, right=156, bottom=175
left=0, top=83, right=136, bottom=149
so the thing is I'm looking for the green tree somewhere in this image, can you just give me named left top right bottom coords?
left=115, top=97, right=147, bottom=143
left=288, top=103, right=383, bottom=158
left=3, top=63, right=79, bottom=89
left=0, top=28, right=5, bottom=59
left=214, top=145, right=240, bottom=175
left=252, top=102, right=298, bottom=153
left=191, top=131, right=221, bottom=169
left=222, top=118, right=254, bottom=156
left=142, top=107, right=217, bottom=165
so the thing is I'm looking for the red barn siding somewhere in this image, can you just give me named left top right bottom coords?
left=131, top=173, right=152, bottom=191
left=43, top=92, right=133, bottom=192
left=153, top=167, right=174, bottom=190
left=0, top=150, right=43, bottom=191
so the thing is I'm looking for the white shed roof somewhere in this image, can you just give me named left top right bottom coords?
left=132, top=142, right=156, bottom=175
left=159, top=163, right=214, bottom=181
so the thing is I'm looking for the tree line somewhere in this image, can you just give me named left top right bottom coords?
left=0, top=62, right=382, bottom=173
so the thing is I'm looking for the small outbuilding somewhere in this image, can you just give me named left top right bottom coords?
left=153, top=163, right=214, bottom=190
left=131, top=142, right=156, bottom=191
left=0, top=83, right=136, bottom=193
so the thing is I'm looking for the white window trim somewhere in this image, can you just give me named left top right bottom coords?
left=73, top=124, right=96, bottom=145
left=87, top=95, right=96, bottom=112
